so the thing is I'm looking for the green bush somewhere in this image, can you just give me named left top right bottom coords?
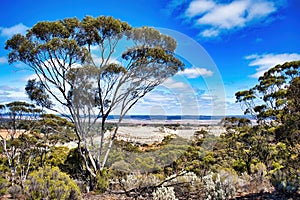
left=25, top=166, right=81, bottom=200
left=232, top=159, right=247, bottom=173
left=0, top=177, right=8, bottom=196
left=95, top=168, right=110, bottom=194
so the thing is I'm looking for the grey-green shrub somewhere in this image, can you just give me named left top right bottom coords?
left=8, top=184, right=22, bottom=199
left=203, top=171, right=236, bottom=200
left=25, top=166, right=81, bottom=200
left=152, top=186, right=177, bottom=200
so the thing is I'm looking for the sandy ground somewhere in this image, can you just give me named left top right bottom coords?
left=1, top=120, right=225, bottom=148
left=64, top=123, right=225, bottom=149
left=109, top=120, right=225, bottom=143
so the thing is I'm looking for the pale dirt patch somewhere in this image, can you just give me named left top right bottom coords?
left=0, top=129, right=28, bottom=139
left=107, top=124, right=225, bottom=144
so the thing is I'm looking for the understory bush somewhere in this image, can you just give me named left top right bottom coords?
left=165, top=171, right=203, bottom=199
left=8, top=184, right=22, bottom=199
left=152, top=186, right=177, bottom=200
left=0, top=176, right=8, bottom=196
left=120, top=173, right=161, bottom=191
left=95, top=168, right=110, bottom=194
left=270, top=168, right=300, bottom=194
left=24, top=166, right=81, bottom=200
left=203, top=171, right=236, bottom=200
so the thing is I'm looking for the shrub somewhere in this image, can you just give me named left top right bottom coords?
left=232, top=159, right=247, bottom=173
left=8, top=184, right=22, bottom=199
left=0, top=176, right=8, bottom=196
left=203, top=171, right=236, bottom=200
left=270, top=168, right=300, bottom=194
left=46, top=146, right=69, bottom=167
left=117, top=173, right=160, bottom=192
left=152, top=186, right=177, bottom=200
left=25, top=166, right=81, bottom=200
left=166, top=171, right=203, bottom=199
left=95, top=168, right=110, bottom=194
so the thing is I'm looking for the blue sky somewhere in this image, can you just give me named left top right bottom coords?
left=0, top=0, right=299, bottom=116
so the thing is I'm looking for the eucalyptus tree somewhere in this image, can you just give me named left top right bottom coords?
left=5, top=16, right=184, bottom=186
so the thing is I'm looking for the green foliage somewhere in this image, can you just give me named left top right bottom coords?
left=0, top=176, right=8, bottom=196
left=113, top=140, right=142, bottom=153
left=45, top=146, right=69, bottom=167
left=107, top=136, right=189, bottom=174
left=25, top=79, right=53, bottom=108
left=235, top=60, right=300, bottom=122
left=37, top=114, right=76, bottom=144
left=232, top=159, right=247, bottom=173
left=95, top=168, right=110, bottom=194
left=25, top=166, right=81, bottom=200
left=61, top=148, right=83, bottom=180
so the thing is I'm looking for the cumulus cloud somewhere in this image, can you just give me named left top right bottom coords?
left=92, top=55, right=120, bottom=66
left=178, top=0, right=278, bottom=38
left=246, top=53, right=300, bottom=78
left=186, top=0, right=216, bottom=17
left=177, top=67, right=213, bottom=78
left=0, top=85, right=21, bottom=92
left=199, top=93, right=216, bottom=101
left=0, top=23, right=29, bottom=37
left=0, top=84, right=28, bottom=104
left=0, top=57, right=7, bottom=64
left=128, top=77, right=202, bottom=115
left=163, top=78, right=190, bottom=89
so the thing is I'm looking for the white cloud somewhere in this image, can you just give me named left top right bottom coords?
left=201, top=28, right=219, bottom=37
left=0, top=57, right=7, bottom=64
left=163, top=78, right=189, bottom=89
left=247, top=1, right=276, bottom=19
left=246, top=53, right=300, bottom=78
left=182, top=0, right=277, bottom=38
left=196, top=0, right=249, bottom=28
left=0, top=84, right=28, bottom=104
left=23, top=74, right=39, bottom=82
left=177, top=67, right=213, bottom=78
left=128, top=77, right=203, bottom=115
left=199, top=93, right=216, bottom=101
left=0, top=23, right=29, bottom=37
left=92, top=55, right=120, bottom=66
left=186, top=0, right=216, bottom=17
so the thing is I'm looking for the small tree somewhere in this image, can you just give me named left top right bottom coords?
left=5, top=16, right=184, bottom=188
